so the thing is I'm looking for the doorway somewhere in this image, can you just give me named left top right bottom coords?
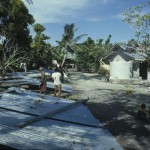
left=139, top=61, right=148, bottom=79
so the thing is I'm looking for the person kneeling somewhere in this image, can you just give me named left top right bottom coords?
left=137, top=103, right=147, bottom=120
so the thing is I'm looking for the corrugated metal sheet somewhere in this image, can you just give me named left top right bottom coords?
left=124, top=52, right=147, bottom=61
left=0, top=71, right=123, bottom=149
left=0, top=88, right=123, bottom=150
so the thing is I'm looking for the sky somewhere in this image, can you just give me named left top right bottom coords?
left=23, top=0, right=149, bottom=46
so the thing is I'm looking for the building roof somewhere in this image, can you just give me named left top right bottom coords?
left=124, top=52, right=147, bottom=61
left=106, top=43, right=147, bottom=61
left=111, top=43, right=135, bottom=51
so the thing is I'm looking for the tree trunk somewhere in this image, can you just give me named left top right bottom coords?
left=0, top=63, right=5, bottom=77
left=61, top=52, right=67, bottom=67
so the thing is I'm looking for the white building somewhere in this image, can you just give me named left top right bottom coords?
left=104, top=43, right=148, bottom=80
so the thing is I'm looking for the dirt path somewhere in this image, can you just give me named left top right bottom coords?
left=68, top=71, right=150, bottom=150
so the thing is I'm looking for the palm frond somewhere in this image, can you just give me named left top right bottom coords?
left=73, top=34, right=87, bottom=43
left=26, top=0, right=33, bottom=4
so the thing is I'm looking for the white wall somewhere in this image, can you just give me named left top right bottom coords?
left=110, top=61, right=133, bottom=79
left=133, top=62, right=140, bottom=78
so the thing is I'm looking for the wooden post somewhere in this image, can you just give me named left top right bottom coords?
left=17, top=98, right=89, bottom=128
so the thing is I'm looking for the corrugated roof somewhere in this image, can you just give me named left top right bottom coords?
left=111, top=43, right=135, bottom=51
left=108, top=43, right=147, bottom=61
left=0, top=88, right=123, bottom=150
left=124, top=52, right=147, bottom=60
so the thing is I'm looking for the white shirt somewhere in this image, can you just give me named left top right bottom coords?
left=20, top=63, right=27, bottom=72
left=52, top=72, right=61, bottom=85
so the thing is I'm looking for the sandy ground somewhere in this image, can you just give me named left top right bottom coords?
left=66, top=70, right=150, bottom=150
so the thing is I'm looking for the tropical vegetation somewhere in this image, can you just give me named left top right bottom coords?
left=0, top=0, right=149, bottom=76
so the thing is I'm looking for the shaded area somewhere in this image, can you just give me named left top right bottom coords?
left=68, top=71, right=150, bottom=150
left=86, top=91, right=150, bottom=150
left=0, top=144, right=17, bottom=150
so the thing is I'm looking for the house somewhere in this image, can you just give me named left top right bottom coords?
left=64, top=45, right=76, bottom=68
left=104, top=43, right=148, bottom=80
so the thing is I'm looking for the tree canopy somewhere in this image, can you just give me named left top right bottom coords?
left=75, top=35, right=112, bottom=72
left=54, top=23, right=87, bottom=67
left=123, top=0, right=150, bottom=52
left=0, top=0, right=35, bottom=74
left=30, top=23, right=52, bottom=68
left=0, top=0, right=35, bottom=50
left=0, top=1, right=113, bottom=74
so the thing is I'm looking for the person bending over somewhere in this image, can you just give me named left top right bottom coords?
left=52, top=67, right=62, bottom=97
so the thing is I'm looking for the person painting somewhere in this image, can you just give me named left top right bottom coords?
left=51, top=67, right=62, bottom=97
left=39, top=67, right=47, bottom=94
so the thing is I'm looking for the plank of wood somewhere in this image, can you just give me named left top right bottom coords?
left=17, top=98, right=89, bottom=128
left=0, top=106, right=106, bottom=128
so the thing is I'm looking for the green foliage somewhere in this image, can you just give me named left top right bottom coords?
left=51, top=46, right=65, bottom=63
left=126, top=86, right=134, bottom=95
left=0, top=0, right=35, bottom=73
left=74, top=37, right=96, bottom=72
left=31, top=23, right=52, bottom=67
left=33, top=23, right=46, bottom=33
left=34, top=99, right=43, bottom=105
left=0, top=0, right=35, bottom=51
left=97, top=67, right=106, bottom=75
left=75, top=35, right=112, bottom=72
left=61, top=23, right=86, bottom=46
left=0, top=34, right=26, bottom=74
left=62, top=23, right=75, bottom=44
left=54, top=23, right=87, bottom=67
left=123, top=0, right=150, bottom=52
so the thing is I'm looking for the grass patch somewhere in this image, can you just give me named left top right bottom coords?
left=126, top=85, right=134, bottom=95
left=34, top=99, right=43, bottom=105
left=62, top=93, right=80, bottom=101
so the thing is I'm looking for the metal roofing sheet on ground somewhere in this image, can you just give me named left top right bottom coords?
left=0, top=88, right=99, bottom=126
left=0, top=71, right=73, bottom=93
left=0, top=110, right=123, bottom=150
left=0, top=88, right=123, bottom=149
left=0, top=119, right=122, bottom=150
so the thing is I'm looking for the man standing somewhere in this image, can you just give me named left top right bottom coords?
left=51, top=67, right=62, bottom=97
left=105, top=70, right=110, bottom=82
left=20, top=62, right=27, bottom=72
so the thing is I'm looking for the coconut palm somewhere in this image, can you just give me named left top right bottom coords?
left=26, top=0, right=33, bottom=4
left=56, top=23, right=87, bottom=67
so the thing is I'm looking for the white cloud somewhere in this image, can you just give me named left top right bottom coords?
left=99, top=0, right=115, bottom=5
left=85, top=16, right=105, bottom=22
left=24, top=0, right=88, bottom=23
left=23, top=0, right=115, bottom=23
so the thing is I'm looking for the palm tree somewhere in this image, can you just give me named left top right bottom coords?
left=26, top=0, right=33, bottom=4
left=57, top=23, right=87, bottom=67
left=74, top=35, right=112, bottom=72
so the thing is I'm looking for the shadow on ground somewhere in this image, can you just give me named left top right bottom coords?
left=86, top=91, right=150, bottom=150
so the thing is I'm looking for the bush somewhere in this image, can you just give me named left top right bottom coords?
left=97, top=67, right=106, bottom=75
